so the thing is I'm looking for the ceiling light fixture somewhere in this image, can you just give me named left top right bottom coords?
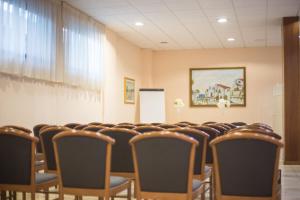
left=217, top=17, right=228, bottom=23
left=160, top=41, right=168, bottom=44
left=227, top=38, right=235, bottom=42
left=135, top=22, right=144, bottom=26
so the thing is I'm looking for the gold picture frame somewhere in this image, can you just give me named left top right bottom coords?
left=124, top=77, right=135, bottom=104
left=189, top=67, right=246, bottom=107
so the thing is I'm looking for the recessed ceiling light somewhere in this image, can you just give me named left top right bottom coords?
left=217, top=17, right=228, bottom=23
left=135, top=22, right=144, bottom=26
left=160, top=41, right=168, bottom=44
left=227, top=38, right=235, bottom=42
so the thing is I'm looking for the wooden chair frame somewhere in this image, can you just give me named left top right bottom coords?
left=133, top=126, right=165, bottom=133
left=210, top=132, right=283, bottom=200
left=130, top=131, right=204, bottom=200
left=40, top=126, right=70, bottom=174
left=82, top=125, right=107, bottom=132
left=0, top=129, right=58, bottom=200
left=53, top=130, right=131, bottom=200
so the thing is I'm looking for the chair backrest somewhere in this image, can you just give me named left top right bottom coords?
left=222, top=123, right=237, bottom=129
left=157, top=124, right=180, bottom=129
left=174, top=123, right=190, bottom=127
left=1, top=125, right=31, bottom=134
left=206, top=124, right=228, bottom=135
left=134, top=123, right=150, bottom=127
left=179, top=121, right=198, bottom=126
left=82, top=125, right=107, bottom=132
left=202, top=121, right=217, bottom=125
left=100, top=128, right=140, bottom=173
left=168, top=128, right=209, bottom=176
left=190, top=126, right=220, bottom=164
left=88, top=122, right=103, bottom=126
left=150, top=123, right=162, bottom=126
left=231, top=122, right=247, bottom=126
left=101, top=123, right=115, bottom=128
left=53, top=130, right=115, bottom=190
left=133, top=126, right=164, bottom=134
left=130, top=131, right=198, bottom=194
left=64, top=123, right=81, bottom=129
left=216, top=123, right=232, bottom=130
left=227, top=127, right=282, bottom=140
left=210, top=132, right=283, bottom=199
left=114, top=124, right=136, bottom=129
left=0, top=128, right=38, bottom=185
left=33, top=124, right=48, bottom=153
left=74, top=124, right=88, bottom=130
left=249, top=123, right=274, bottom=132
left=118, top=122, right=134, bottom=126
left=40, top=126, right=70, bottom=172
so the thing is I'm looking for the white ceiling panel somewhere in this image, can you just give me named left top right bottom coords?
left=66, top=0, right=300, bottom=49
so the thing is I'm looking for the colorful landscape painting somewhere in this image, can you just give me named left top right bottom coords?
left=190, top=67, right=246, bottom=107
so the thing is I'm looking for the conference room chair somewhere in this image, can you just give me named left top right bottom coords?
left=210, top=131, right=283, bottom=200
left=130, top=131, right=204, bottom=200
left=33, top=124, right=48, bottom=160
left=118, top=122, right=134, bottom=126
left=202, top=122, right=217, bottom=125
left=222, top=123, right=237, bottom=129
left=101, top=123, right=116, bottom=128
left=150, top=122, right=162, bottom=126
left=88, top=122, right=103, bottom=126
left=40, top=126, right=70, bottom=173
left=250, top=123, right=274, bottom=132
left=53, top=130, right=131, bottom=200
left=64, top=123, right=81, bottom=129
left=73, top=124, right=89, bottom=130
left=114, top=124, right=136, bottom=129
left=190, top=126, right=220, bottom=165
left=134, top=123, right=150, bottom=127
left=231, top=122, right=247, bottom=126
left=82, top=125, right=107, bottom=132
left=179, top=121, right=198, bottom=126
left=206, top=124, right=228, bottom=135
left=133, top=125, right=164, bottom=134
left=168, top=128, right=212, bottom=200
left=1, top=125, right=32, bottom=134
left=174, top=123, right=190, bottom=127
left=0, top=128, right=58, bottom=200
left=157, top=124, right=180, bottom=129
left=216, top=123, right=232, bottom=130
left=227, top=127, right=282, bottom=140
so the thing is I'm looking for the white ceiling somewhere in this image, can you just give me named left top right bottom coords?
left=65, top=0, right=300, bottom=50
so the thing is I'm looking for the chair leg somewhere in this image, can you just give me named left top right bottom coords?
left=98, top=197, right=103, bottom=200
left=0, top=191, right=5, bottom=200
left=22, top=192, right=26, bottom=200
left=31, top=193, right=35, bottom=200
left=127, top=182, right=132, bottom=200
left=45, top=188, right=49, bottom=200
left=58, top=192, right=63, bottom=200
left=13, top=192, right=16, bottom=200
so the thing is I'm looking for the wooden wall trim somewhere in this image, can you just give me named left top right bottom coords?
left=283, top=16, right=300, bottom=164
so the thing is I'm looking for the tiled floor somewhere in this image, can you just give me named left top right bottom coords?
left=11, top=165, right=300, bottom=200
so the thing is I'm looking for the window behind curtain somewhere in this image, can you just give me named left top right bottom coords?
left=62, top=3, right=103, bottom=91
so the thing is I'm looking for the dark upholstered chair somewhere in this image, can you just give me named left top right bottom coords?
left=82, top=125, right=107, bottom=132
left=190, top=126, right=220, bottom=165
left=222, top=123, right=237, bottom=129
left=134, top=123, right=150, bottom=127
left=227, top=127, right=282, bottom=140
left=101, top=123, right=115, bottom=128
left=231, top=122, right=247, bottom=126
left=179, top=121, right=198, bottom=126
left=133, top=126, right=164, bottom=134
left=88, top=122, right=103, bottom=126
left=0, top=128, right=57, bottom=200
left=73, top=124, right=88, bottom=130
left=206, top=124, right=228, bottom=135
left=202, top=121, right=217, bottom=125
left=157, top=124, right=180, bottom=129
left=53, top=130, right=131, bottom=200
left=175, top=123, right=190, bottom=127
left=216, top=123, right=232, bottom=131
left=64, top=123, right=81, bottom=129
left=1, top=125, right=32, bottom=134
left=210, top=132, right=283, bottom=200
left=130, top=131, right=204, bottom=200
left=169, top=128, right=212, bottom=200
left=114, top=125, right=136, bottom=129
left=150, top=123, right=162, bottom=126
left=100, top=128, right=140, bottom=178
left=33, top=124, right=48, bottom=154
left=118, top=123, right=134, bottom=126
left=250, top=123, right=274, bottom=132
left=40, top=126, right=70, bottom=173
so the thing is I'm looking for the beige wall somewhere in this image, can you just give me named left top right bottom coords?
left=0, top=28, right=148, bottom=128
left=152, top=47, right=283, bottom=132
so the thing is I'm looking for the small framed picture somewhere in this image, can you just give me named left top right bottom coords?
left=124, top=77, right=135, bottom=104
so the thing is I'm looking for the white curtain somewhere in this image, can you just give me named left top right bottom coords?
left=63, top=3, right=104, bottom=91
left=23, top=0, right=59, bottom=81
left=0, top=0, right=27, bottom=74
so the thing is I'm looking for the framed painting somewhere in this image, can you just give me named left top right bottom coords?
left=124, top=77, right=135, bottom=104
left=189, top=67, right=246, bottom=107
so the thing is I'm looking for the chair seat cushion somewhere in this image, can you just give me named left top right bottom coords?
left=192, top=179, right=202, bottom=191
left=35, top=173, right=57, bottom=184
left=110, top=176, right=128, bottom=188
